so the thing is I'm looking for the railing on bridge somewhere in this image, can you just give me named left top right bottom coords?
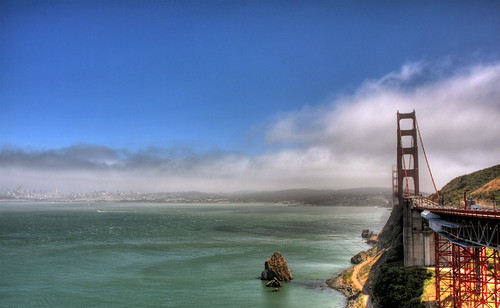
left=409, top=195, right=500, bottom=220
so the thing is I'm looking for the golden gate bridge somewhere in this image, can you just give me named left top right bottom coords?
left=395, top=110, right=499, bottom=307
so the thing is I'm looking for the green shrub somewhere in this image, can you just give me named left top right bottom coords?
left=373, top=266, right=432, bottom=308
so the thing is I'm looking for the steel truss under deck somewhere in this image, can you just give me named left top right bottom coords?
left=419, top=202, right=499, bottom=307
left=435, top=233, right=500, bottom=308
left=432, top=216, right=500, bottom=250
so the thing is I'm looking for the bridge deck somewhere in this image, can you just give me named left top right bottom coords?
left=409, top=195, right=500, bottom=250
left=409, top=195, right=500, bottom=220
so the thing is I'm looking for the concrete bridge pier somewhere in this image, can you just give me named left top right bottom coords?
left=403, top=198, right=435, bottom=266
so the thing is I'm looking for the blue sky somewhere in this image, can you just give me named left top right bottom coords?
left=1, top=1, right=499, bottom=192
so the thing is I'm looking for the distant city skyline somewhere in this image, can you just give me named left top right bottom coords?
left=1, top=1, right=499, bottom=193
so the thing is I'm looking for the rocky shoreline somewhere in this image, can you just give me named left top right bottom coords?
left=326, top=202, right=405, bottom=308
left=325, top=229, right=379, bottom=308
left=326, top=271, right=363, bottom=308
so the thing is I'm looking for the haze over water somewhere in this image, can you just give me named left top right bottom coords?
left=1, top=202, right=389, bottom=307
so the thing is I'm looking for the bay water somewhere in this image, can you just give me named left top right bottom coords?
left=0, top=202, right=390, bottom=307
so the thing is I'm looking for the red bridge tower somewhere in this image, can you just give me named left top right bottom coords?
left=396, top=110, right=419, bottom=206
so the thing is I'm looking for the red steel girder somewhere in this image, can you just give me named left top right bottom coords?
left=435, top=232, right=500, bottom=308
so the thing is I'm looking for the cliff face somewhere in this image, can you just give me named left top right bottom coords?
left=363, top=203, right=404, bottom=293
left=374, top=203, right=404, bottom=264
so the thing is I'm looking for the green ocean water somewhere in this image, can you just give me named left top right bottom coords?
left=0, top=203, right=390, bottom=307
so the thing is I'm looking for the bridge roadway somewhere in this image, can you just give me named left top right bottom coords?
left=409, top=195, right=499, bottom=250
left=411, top=195, right=500, bottom=220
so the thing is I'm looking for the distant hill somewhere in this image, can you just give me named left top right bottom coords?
left=227, top=187, right=392, bottom=206
left=432, top=164, right=500, bottom=207
left=1, top=187, right=392, bottom=206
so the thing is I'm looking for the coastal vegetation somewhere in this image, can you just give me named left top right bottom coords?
left=372, top=266, right=432, bottom=308
left=432, top=164, right=500, bottom=206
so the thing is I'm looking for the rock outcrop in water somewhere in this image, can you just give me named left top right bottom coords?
left=361, top=229, right=378, bottom=245
left=260, top=251, right=294, bottom=282
left=361, top=229, right=373, bottom=239
left=266, top=277, right=283, bottom=287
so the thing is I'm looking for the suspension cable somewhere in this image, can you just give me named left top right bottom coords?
left=415, top=118, right=440, bottom=199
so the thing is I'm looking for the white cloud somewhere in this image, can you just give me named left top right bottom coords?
left=264, top=60, right=500, bottom=191
left=1, top=60, right=499, bottom=193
